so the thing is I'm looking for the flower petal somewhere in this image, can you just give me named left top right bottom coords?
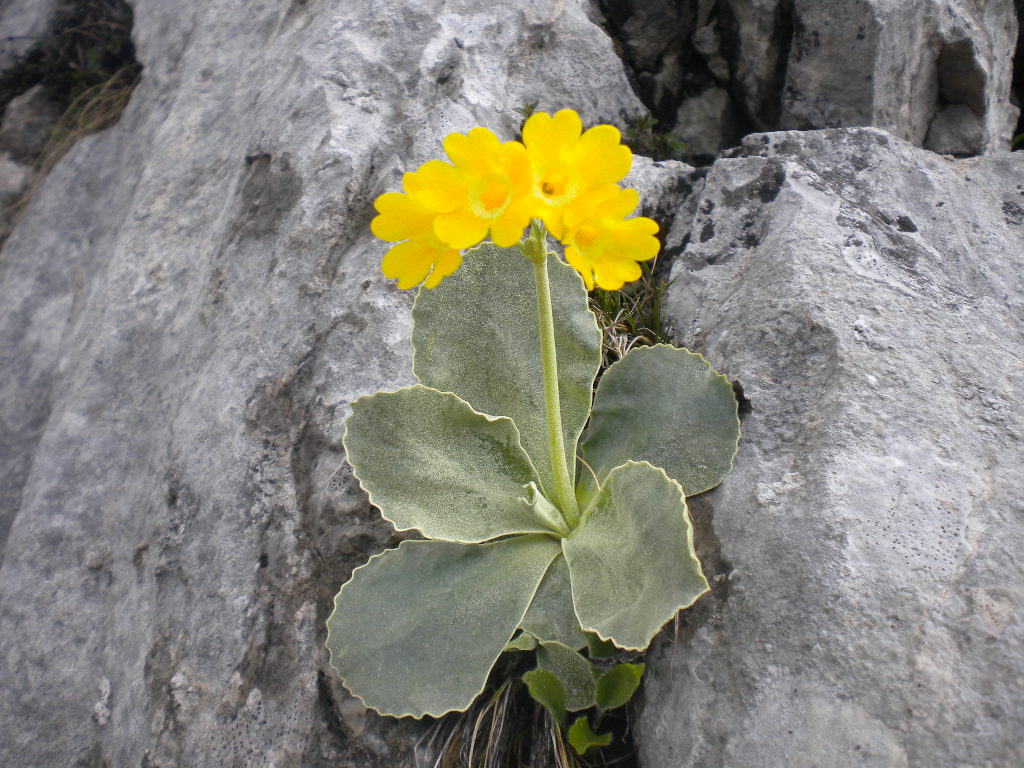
left=575, top=125, right=632, bottom=186
left=371, top=193, right=434, bottom=242
left=434, top=209, right=490, bottom=249
left=381, top=239, right=435, bottom=289
left=414, top=160, right=468, bottom=213
left=596, top=187, right=639, bottom=221
left=523, top=110, right=582, bottom=169
left=423, top=249, right=462, bottom=289
left=445, top=128, right=502, bottom=177
left=490, top=210, right=528, bottom=248
left=565, top=245, right=595, bottom=290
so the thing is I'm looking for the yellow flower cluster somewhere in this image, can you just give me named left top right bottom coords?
left=371, top=109, right=659, bottom=291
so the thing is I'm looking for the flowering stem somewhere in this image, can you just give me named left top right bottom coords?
left=528, top=221, right=581, bottom=528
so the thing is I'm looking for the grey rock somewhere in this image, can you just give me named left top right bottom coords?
left=781, top=0, right=1019, bottom=154
left=0, top=84, right=60, bottom=160
left=594, top=0, right=1020, bottom=155
left=925, top=103, right=986, bottom=156
left=0, top=150, right=32, bottom=198
left=0, top=1, right=642, bottom=766
left=671, top=87, right=738, bottom=160
left=0, top=149, right=33, bottom=244
left=639, top=127, right=1024, bottom=767
left=0, top=0, right=71, bottom=71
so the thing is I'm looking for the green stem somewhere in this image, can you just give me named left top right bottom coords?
left=530, top=222, right=581, bottom=528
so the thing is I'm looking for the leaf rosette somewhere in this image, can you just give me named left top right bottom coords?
left=327, top=243, right=740, bottom=718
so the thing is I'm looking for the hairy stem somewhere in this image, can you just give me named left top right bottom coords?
left=530, top=222, right=581, bottom=527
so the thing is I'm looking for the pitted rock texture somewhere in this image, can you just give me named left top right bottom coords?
left=0, top=1, right=642, bottom=766
left=596, top=0, right=1020, bottom=158
left=639, top=128, right=1024, bottom=768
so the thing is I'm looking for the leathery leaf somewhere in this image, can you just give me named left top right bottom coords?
left=343, top=385, right=558, bottom=543
left=519, top=554, right=587, bottom=650
left=579, top=344, right=740, bottom=505
left=327, top=535, right=561, bottom=718
left=564, top=461, right=709, bottom=650
left=413, top=242, right=601, bottom=502
left=536, top=641, right=596, bottom=712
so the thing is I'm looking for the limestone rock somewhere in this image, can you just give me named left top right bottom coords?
left=0, top=0, right=71, bottom=71
left=639, top=128, right=1024, bottom=767
left=593, top=0, right=1021, bottom=154
left=0, top=1, right=642, bottom=766
left=0, top=84, right=60, bottom=160
left=671, top=87, right=738, bottom=161
left=776, top=0, right=1020, bottom=154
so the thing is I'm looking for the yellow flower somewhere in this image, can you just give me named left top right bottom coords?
left=371, top=171, right=463, bottom=289
left=413, top=127, right=535, bottom=248
left=561, top=186, right=660, bottom=291
left=521, top=109, right=633, bottom=239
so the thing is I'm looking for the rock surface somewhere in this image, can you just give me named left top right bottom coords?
left=0, top=84, right=59, bottom=160
left=639, top=128, right=1024, bottom=768
left=0, top=0, right=71, bottom=71
left=597, top=0, right=1021, bottom=157
left=0, top=1, right=641, bottom=766
left=1, top=1, right=1022, bottom=767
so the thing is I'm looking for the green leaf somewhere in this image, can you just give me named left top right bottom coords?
left=520, top=552, right=585, bottom=651
left=578, top=344, right=740, bottom=505
left=564, top=461, right=709, bottom=650
left=536, top=641, right=596, bottom=712
left=595, top=663, right=645, bottom=711
left=326, top=535, right=560, bottom=718
left=504, top=631, right=538, bottom=652
left=585, top=633, right=618, bottom=658
left=343, top=385, right=558, bottom=543
left=523, top=668, right=567, bottom=727
left=413, top=242, right=601, bottom=503
left=519, top=554, right=587, bottom=650
left=567, top=716, right=612, bottom=756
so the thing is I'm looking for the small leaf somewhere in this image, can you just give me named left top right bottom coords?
left=344, top=385, right=555, bottom=543
left=537, top=641, right=596, bottom=712
left=413, top=242, right=601, bottom=502
left=326, top=535, right=560, bottom=718
left=564, top=461, right=709, bottom=650
left=518, top=482, right=569, bottom=536
left=595, top=663, right=645, bottom=711
left=519, top=555, right=587, bottom=650
left=523, top=668, right=567, bottom=727
left=585, top=633, right=618, bottom=659
left=567, top=716, right=612, bottom=756
left=504, top=632, right=538, bottom=652
left=579, top=344, right=740, bottom=505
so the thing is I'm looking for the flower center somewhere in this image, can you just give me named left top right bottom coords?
left=478, top=180, right=510, bottom=212
left=540, top=171, right=569, bottom=198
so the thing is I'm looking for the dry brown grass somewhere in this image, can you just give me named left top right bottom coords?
left=1, top=65, right=138, bottom=247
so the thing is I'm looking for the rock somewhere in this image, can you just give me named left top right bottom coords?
left=779, top=0, right=1019, bottom=153
left=639, top=127, right=1024, bottom=767
left=0, top=1, right=642, bottom=766
left=925, top=103, right=986, bottom=156
left=0, top=84, right=60, bottom=160
left=593, top=0, right=1021, bottom=154
left=0, top=150, right=34, bottom=245
left=0, top=0, right=71, bottom=71
left=0, top=151, right=32, bottom=198
left=671, top=87, right=738, bottom=161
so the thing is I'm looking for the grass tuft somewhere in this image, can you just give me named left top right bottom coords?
left=589, top=257, right=673, bottom=373
left=416, top=656, right=638, bottom=768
